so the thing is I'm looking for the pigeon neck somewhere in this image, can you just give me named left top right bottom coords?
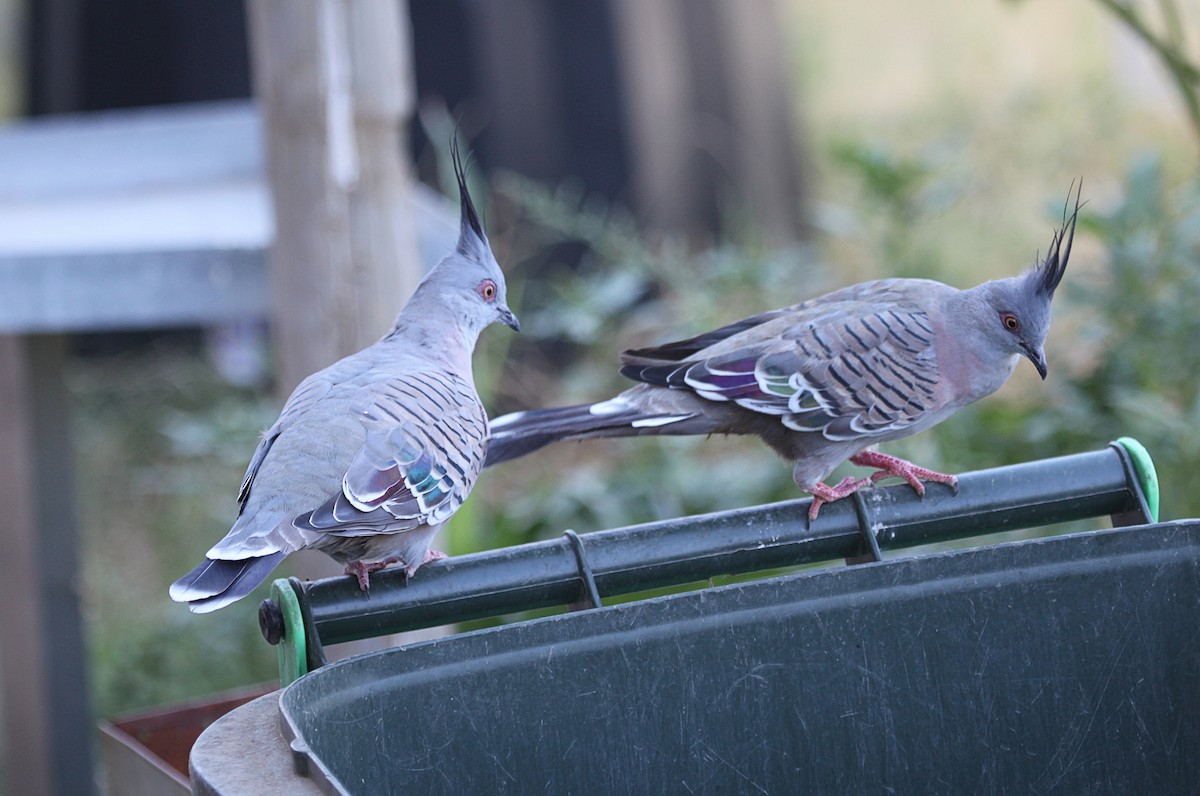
left=938, top=282, right=1021, bottom=399
left=380, top=295, right=478, bottom=377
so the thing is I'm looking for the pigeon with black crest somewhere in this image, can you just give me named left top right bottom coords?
left=170, top=142, right=518, bottom=613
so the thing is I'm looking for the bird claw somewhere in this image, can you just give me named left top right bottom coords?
left=805, top=453, right=959, bottom=522
left=346, top=549, right=449, bottom=589
left=404, top=549, right=448, bottom=578
left=850, top=450, right=958, bottom=497
left=344, top=557, right=401, bottom=592
left=807, top=475, right=873, bottom=521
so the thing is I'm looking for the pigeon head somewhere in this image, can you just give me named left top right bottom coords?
left=408, top=139, right=520, bottom=340
left=974, top=183, right=1081, bottom=380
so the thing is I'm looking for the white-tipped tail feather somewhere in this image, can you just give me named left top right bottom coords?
left=485, top=400, right=698, bottom=467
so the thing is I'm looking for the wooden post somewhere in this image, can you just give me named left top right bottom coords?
left=246, top=0, right=421, bottom=591
left=0, top=335, right=95, bottom=796
left=611, top=0, right=809, bottom=243
left=468, top=0, right=562, bottom=178
left=717, top=0, right=811, bottom=243
left=610, top=0, right=697, bottom=236
left=247, top=0, right=421, bottom=396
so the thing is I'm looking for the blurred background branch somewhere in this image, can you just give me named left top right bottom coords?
left=1094, top=0, right=1200, bottom=151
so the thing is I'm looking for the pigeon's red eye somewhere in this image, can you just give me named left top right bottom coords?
left=1001, top=313, right=1020, bottom=332
left=478, top=280, right=497, bottom=301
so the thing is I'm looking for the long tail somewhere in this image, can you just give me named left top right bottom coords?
left=485, top=397, right=696, bottom=467
left=169, top=552, right=286, bottom=614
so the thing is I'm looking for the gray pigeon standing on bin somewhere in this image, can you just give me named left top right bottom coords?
left=170, top=142, right=519, bottom=613
left=487, top=185, right=1080, bottom=520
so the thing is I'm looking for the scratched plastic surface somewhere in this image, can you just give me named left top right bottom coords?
left=281, top=521, right=1200, bottom=795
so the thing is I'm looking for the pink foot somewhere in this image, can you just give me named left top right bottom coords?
left=807, top=475, right=873, bottom=520
left=404, top=549, right=448, bottom=578
left=849, top=450, right=958, bottom=497
left=343, top=557, right=400, bottom=592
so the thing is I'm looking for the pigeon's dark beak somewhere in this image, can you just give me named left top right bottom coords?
left=1022, top=343, right=1048, bottom=380
left=499, top=306, right=520, bottom=332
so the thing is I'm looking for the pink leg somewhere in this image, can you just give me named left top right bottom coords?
left=807, top=475, right=873, bottom=520
left=346, top=549, right=450, bottom=589
left=849, top=450, right=958, bottom=497
left=404, top=549, right=448, bottom=578
left=343, top=557, right=400, bottom=592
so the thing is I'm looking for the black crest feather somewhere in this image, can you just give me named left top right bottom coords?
left=451, top=135, right=486, bottom=252
left=1033, top=179, right=1083, bottom=297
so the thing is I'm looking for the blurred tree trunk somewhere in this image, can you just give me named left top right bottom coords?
left=462, top=0, right=809, bottom=245
left=611, top=0, right=810, bottom=244
left=247, top=0, right=421, bottom=602
left=248, top=0, right=421, bottom=396
left=0, top=335, right=94, bottom=796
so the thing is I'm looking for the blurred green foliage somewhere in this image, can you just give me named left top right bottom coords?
left=72, top=152, right=1199, bottom=719
left=1088, top=0, right=1200, bottom=152
left=1033, top=155, right=1200, bottom=521
left=831, top=150, right=1200, bottom=526
left=478, top=175, right=826, bottom=543
left=70, top=348, right=280, bottom=716
left=479, top=150, right=1200, bottom=548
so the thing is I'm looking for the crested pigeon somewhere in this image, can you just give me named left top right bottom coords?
left=170, top=142, right=519, bottom=613
left=487, top=186, right=1081, bottom=520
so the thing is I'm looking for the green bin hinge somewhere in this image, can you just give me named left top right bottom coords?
left=260, top=578, right=307, bottom=687
left=1114, top=436, right=1159, bottom=523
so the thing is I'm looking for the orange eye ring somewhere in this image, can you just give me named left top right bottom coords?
left=478, top=280, right=497, bottom=301
left=1001, top=313, right=1020, bottom=332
